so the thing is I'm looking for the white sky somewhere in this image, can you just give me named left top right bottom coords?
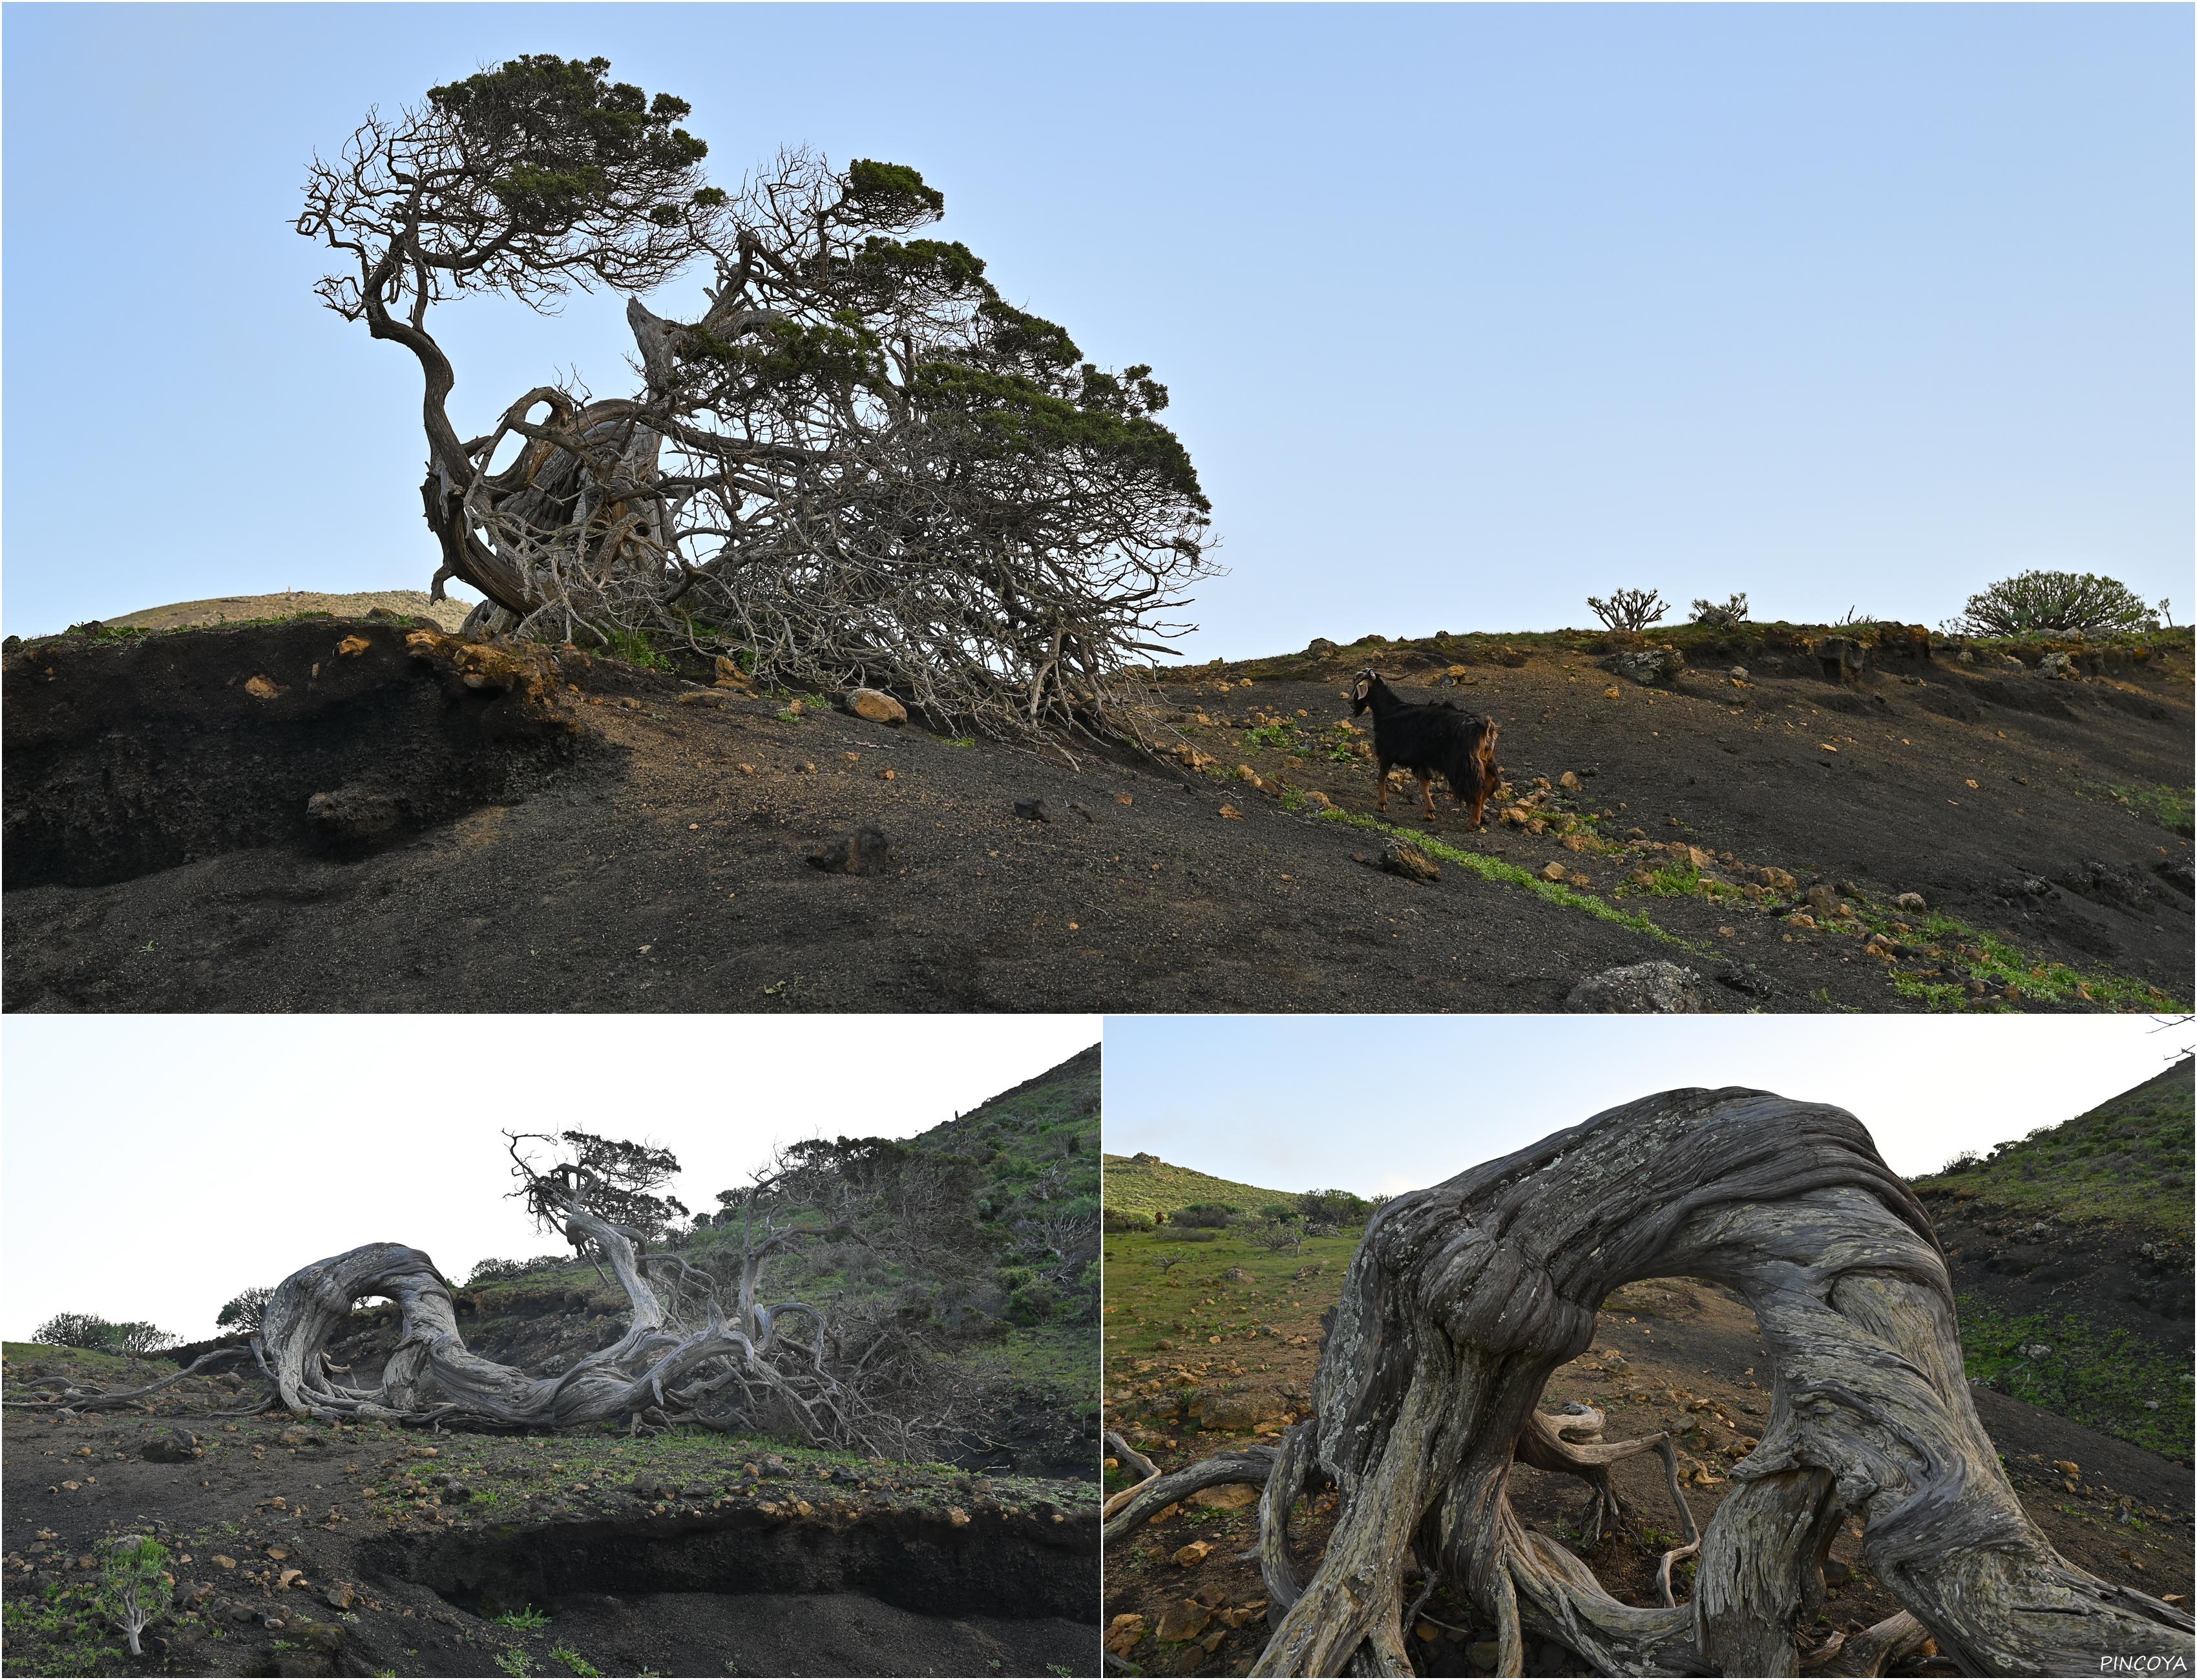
left=1, top=1016, right=1097, bottom=1343
left=1104, top=1015, right=2192, bottom=1197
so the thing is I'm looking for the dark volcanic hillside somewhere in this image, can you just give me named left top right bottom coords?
left=5, top=616, right=2187, bottom=1013
left=1913, top=1058, right=2193, bottom=1460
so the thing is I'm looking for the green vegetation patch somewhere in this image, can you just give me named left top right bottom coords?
left=1102, top=1222, right=1360, bottom=1372
left=1317, top=809, right=1695, bottom=948
left=1834, top=901, right=2190, bottom=1014
left=1916, top=1063, right=2192, bottom=1232
left=1101, top=1156, right=1294, bottom=1224
left=2096, top=780, right=2195, bottom=839
left=1955, top=1297, right=2192, bottom=1464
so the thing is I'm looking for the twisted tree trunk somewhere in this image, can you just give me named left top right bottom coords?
left=1116, top=1089, right=2193, bottom=1677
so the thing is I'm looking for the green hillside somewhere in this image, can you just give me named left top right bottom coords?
left=396, top=1046, right=1102, bottom=1449
left=1102, top=1152, right=1303, bottom=1224
left=1914, top=1058, right=2194, bottom=1234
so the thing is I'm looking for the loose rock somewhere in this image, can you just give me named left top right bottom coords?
left=808, top=826, right=896, bottom=876
left=1013, top=796, right=1053, bottom=824
left=1380, top=839, right=1440, bottom=883
left=1565, top=960, right=1705, bottom=1014
left=1601, top=648, right=1685, bottom=687
left=305, top=787, right=403, bottom=843
left=841, top=687, right=907, bottom=725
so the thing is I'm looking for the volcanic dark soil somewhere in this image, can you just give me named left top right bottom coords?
left=1, top=1347, right=1097, bottom=1678
left=4, top=616, right=2189, bottom=1012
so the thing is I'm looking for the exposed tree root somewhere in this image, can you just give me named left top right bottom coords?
left=1113, top=1088, right=2196, bottom=1677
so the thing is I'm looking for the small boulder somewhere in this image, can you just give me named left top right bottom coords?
left=306, top=787, right=403, bottom=843
left=1170, top=1539, right=1215, bottom=1569
left=140, top=1429, right=199, bottom=1464
left=1565, top=960, right=1705, bottom=1014
left=1557, top=770, right=1581, bottom=790
left=1157, top=1599, right=1212, bottom=1642
left=1895, top=890, right=1928, bottom=912
left=842, top=687, right=907, bottom=725
left=1601, top=648, right=1684, bottom=687
left=1802, top=883, right=1841, bottom=916
left=1379, top=839, right=1440, bottom=883
left=1197, top=1387, right=1290, bottom=1431
left=1305, top=637, right=1339, bottom=656
left=808, top=826, right=896, bottom=876
left=1192, top=1483, right=1259, bottom=1511
left=1106, top=1613, right=1148, bottom=1657
left=1729, top=665, right=1750, bottom=681
left=1013, top=796, right=1053, bottom=824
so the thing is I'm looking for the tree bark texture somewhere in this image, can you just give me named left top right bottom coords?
left=1117, top=1089, right=2194, bottom=1678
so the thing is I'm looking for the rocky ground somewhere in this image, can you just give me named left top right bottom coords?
left=1097, top=1227, right=2195, bottom=1677
left=4, top=617, right=2187, bottom=1013
left=1, top=1347, right=1098, bottom=1679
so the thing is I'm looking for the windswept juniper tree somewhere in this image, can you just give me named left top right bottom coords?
left=299, top=54, right=1213, bottom=740
left=10, top=1131, right=997, bottom=1460
left=1105, top=1090, right=2194, bottom=1677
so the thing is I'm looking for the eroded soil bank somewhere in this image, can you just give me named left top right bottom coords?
left=1, top=1353, right=1097, bottom=1677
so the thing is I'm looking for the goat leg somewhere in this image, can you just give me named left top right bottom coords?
left=1416, top=770, right=1435, bottom=821
left=1374, top=761, right=1390, bottom=812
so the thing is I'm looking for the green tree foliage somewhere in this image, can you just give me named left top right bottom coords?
left=94, top=1536, right=171, bottom=1657
left=302, top=61, right=1211, bottom=740
left=1299, top=1188, right=1374, bottom=1226
left=33, top=1312, right=117, bottom=1351
left=1951, top=570, right=2160, bottom=638
left=1174, top=1202, right=1238, bottom=1229
left=558, top=1131, right=689, bottom=1243
left=215, top=1286, right=273, bottom=1334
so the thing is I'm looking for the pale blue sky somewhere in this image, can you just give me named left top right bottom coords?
left=5, top=5, right=2190, bottom=649
left=1103, top=1015, right=2189, bottom=1193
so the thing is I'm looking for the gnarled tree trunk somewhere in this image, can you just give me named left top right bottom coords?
left=1113, top=1088, right=2194, bottom=1677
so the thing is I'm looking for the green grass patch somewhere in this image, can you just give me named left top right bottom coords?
left=1839, top=903, right=2189, bottom=1014
left=1101, top=1223, right=1361, bottom=1372
left=2097, top=781, right=2195, bottom=838
left=1915, top=1063, right=2192, bottom=1231
left=1619, top=859, right=1747, bottom=903
left=1102, top=1157, right=1296, bottom=1223
left=0, top=1584, right=119, bottom=1676
left=597, top=627, right=675, bottom=673
left=1317, top=809, right=1694, bottom=947
left=1955, top=1297, right=2192, bottom=1462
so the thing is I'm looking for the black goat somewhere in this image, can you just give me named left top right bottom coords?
left=1349, top=669, right=1500, bottom=827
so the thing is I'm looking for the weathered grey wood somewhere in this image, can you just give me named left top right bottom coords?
left=1121, top=1089, right=2196, bottom=1677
